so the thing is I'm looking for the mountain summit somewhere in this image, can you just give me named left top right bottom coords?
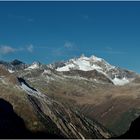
left=56, top=55, right=113, bottom=72
left=54, top=55, right=137, bottom=85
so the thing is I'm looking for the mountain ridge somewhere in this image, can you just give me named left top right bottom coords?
left=0, top=54, right=140, bottom=138
left=0, top=54, right=138, bottom=86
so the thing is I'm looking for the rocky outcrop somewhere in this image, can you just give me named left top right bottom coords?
left=62, top=69, right=113, bottom=84
left=18, top=77, right=112, bottom=139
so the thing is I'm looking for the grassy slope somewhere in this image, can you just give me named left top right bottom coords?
left=28, top=75, right=140, bottom=136
left=0, top=82, right=44, bottom=132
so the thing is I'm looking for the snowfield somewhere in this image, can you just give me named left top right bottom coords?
left=112, top=77, right=130, bottom=86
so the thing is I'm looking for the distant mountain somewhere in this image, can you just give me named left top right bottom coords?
left=25, top=61, right=41, bottom=70
left=0, top=59, right=27, bottom=73
left=0, top=55, right=139, bottom=85
left=51, top=55, right=138, bottom=85
left=11, top=59, right=24, bottom=66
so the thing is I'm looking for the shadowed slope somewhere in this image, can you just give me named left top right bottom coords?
left=116, top=115, right=140, bottom=138
left=0, top=98, right=63, bottom=138
left=0, top=98, right=29, bottom=138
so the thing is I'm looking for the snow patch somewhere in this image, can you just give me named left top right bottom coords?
left=42, top=70, right=53, bottom=78
left=57, top=63, right=75, bottom=71
left=20, top=82, right=44, bottom=97
left=21, top=82, right=38, bottom=95
left=42, top=69, right=52, bottom=74
left=27, top=64, right=39, bottom=69
left=8, top=69, right=15, bottom=73
left=112, top=77, right=130, bottom=86
left=0, top=76, right=7, bottom=85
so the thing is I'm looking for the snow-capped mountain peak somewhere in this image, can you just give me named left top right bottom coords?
left=56, top=54, right=112, bottom=72
left=26, top=61, right=40, bottom=70
left=0, top=55, right=137, bottom=86
left=55, top=54, right=137, bottom=86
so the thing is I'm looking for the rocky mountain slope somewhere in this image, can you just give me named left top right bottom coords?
left=0, top=54, right=140, bottom=138
left=0, top=64, right=112, bottom=138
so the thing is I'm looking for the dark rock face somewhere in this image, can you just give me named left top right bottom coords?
left=0, top=98, right=63, bottom=139
left=0, top=59, right=27, bottom=71
left=116, top=115, right=140, bottom=139
left=11, top=59, right=23, bottom=66
left=11, top=59, right=27, bottom=71
left=0, top=61, right=9, bottom=66
left=0, top=98, right=28, bottom=138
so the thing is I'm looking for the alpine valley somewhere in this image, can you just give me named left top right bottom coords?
left=0, top=54, right=140, bottom=138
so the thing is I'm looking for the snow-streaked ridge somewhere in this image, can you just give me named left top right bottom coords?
left=20, top=81, right=46, bottom=97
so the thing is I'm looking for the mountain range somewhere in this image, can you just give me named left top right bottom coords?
left=0, top=54, right=140, bottom=138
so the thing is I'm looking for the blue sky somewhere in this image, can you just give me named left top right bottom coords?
left=0, top=1, right=140, bottom=72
